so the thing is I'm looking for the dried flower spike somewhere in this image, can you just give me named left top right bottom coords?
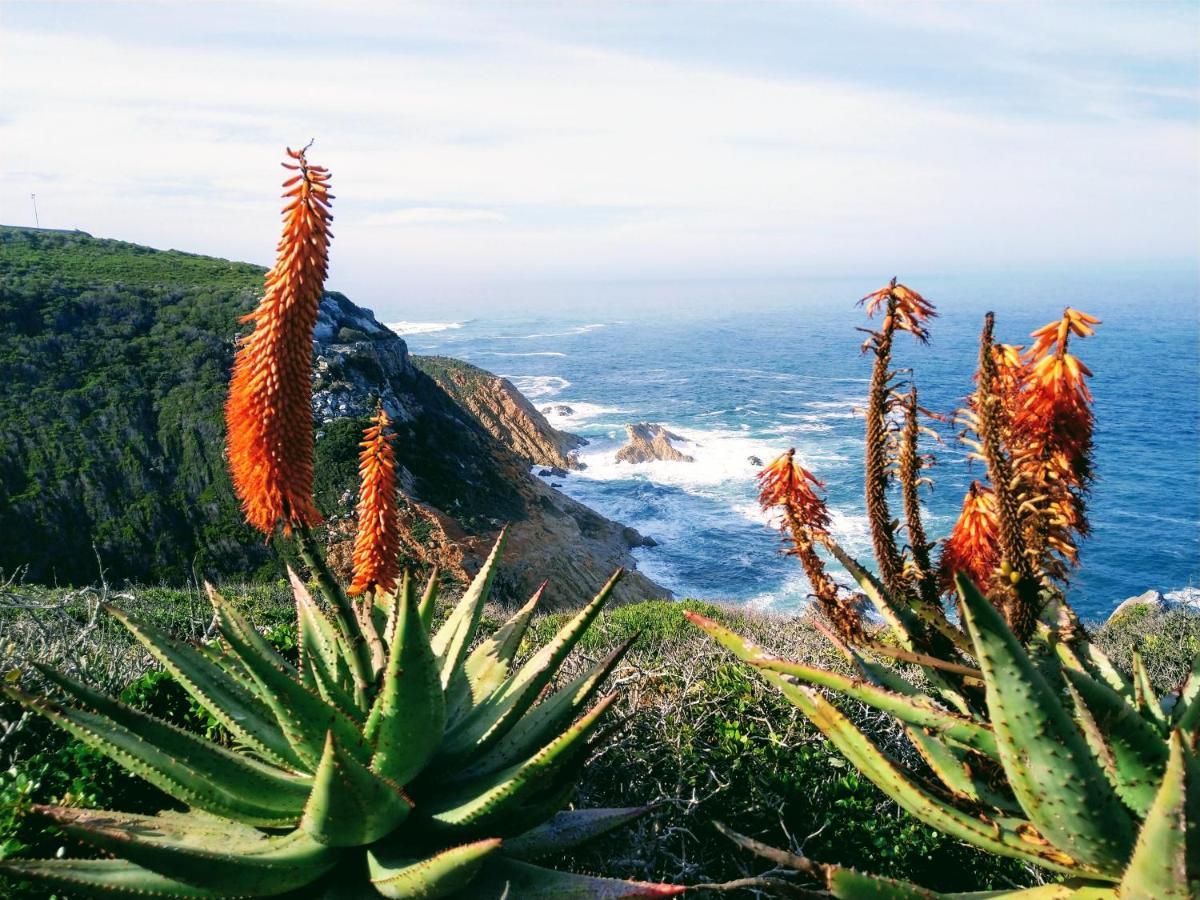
left=226, top=146, right=333, bottom=534
left=348, top=407, right=403, bottom=597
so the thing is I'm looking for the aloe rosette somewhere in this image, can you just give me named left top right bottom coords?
left=2, top=531, right=684, bottom=898
left=689, top=563, right=1200, bottom=898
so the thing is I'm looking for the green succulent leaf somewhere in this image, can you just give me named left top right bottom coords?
left=1117, top=731, right=1200, bottom=899
left=503, top=805, right=655, bottom=860
left=418, top=566, right=440, bottom=635
left=364, top=577, right=445, bottom=785
left=432, top=529, right=507, bottom=695
left=446, top=582, right=544, bottom=714
left=105, top=603, right=301, bottom=769
left=956, top=574, right=1137, bottom=875
left=0, top=858, right=225, bottom=897
left=466, top=857, right=686, bottom=898
left=36, top=805, right=340, bottom=895
left=1062, top=666, right=1169, bottom=817
left=366, top=838, right=500, bottom=899
left=1131, top=651, right=1169, bottom=732
left=293, top=571, right=365, bottom=722
left=300, top=732, right=413, bottom=846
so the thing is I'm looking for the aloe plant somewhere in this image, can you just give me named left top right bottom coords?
left=2, top=532, right=683, bottom=898
left=688, top=567, right=1200, bottom=898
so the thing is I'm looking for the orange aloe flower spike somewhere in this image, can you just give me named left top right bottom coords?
left=939, top=480, right=1001, bottom=594
left=348, top=407, right=403, bottom=597
left=226, top=146, right=333, bottom=534
left=757, top=448, right=830, bottom=533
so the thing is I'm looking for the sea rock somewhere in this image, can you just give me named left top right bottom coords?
left=1106, top=589, right=1168, bottom=624
left=542, top=404, right=575, bottom=417
left=622, top=526, right=658, bottom=548
left=747, top=455, right=764, bottom=467
left=615, top=423, right=695, bottom=464
left=414, top=357, right=588, bottom=471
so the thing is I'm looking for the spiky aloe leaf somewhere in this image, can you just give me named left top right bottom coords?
left=294, top=582, right=364, bottom=724
left=417, top=566, right=439, bottom=635
left=432, top=528, right=507, bottom=694
left=300, top=732, right=413, bottom=846
left=446, top=582, right=545, bottom=714
left=1131, top=651, right=1169, bottom=732
left=2, top=684, right=307, bottom=828
left=32, top=665, right=311, bottom=818
left=0, top=858, right=224, bottom=897
left=363, top=575, right=444, bottom=784
left=467, top=857, right=686, bottom=899
left=903, top=726, right=1020, bottom=813
left=215, top=592, right=369, bottom=772
left=36, top=806, right=340, bottom=895
left=425, top=693, right=615, bottom=836
left=1173, top=652, right=1200, bottom=727
left=503, top=805, right=655, bottom=860
left=686, top=611, right=1106, bottom=878
left=1062, top=666, right=1168, bottom=817
left=747, top=655, right=998, bottom=757
left=208, top=584, right=299, bottom=677
left=105, top=604, right=301, bottom=769
left=956, top=574, right=1137, bottom=874
left=453, top=635, right=637, bottom=781
left=366, top=838, right=500, bottom=899
left=1117, top=731, right=1200, bottom=899
left=438, top=569, right=622, bottom=762
left=1057, top=640, right=1134, bottom=705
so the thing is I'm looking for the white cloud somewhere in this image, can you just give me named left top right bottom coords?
left=0, top=2, right=1195, bottom=314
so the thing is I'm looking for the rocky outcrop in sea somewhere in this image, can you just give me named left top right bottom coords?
left=615, top=423, right=695, bottom=464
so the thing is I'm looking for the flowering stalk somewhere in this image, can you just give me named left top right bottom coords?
left=758, top=450, right=862, bottom=642
left=226, top=146, right=333, bottom=535
left=858, top=279, right=936, bottom=603
left=939, top=481, right=1001, bottom=597
left=348, top=408, right=403, bottom=598
left=897, top=386, right=940, bottom=610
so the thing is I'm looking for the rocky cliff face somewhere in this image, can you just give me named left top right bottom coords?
left=308, top=300, right=668, bottom=609
left=412, top=356, right=587, bottom=471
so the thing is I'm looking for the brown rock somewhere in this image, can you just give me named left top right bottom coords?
left=615, top=423, right=694, bottom=464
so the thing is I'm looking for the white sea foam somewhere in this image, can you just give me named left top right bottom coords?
left=503, top=375, right=571, bottom=399
left=540, top=402, right=627, bottom=429
left=500, top=323, right=609, bottom=340
left=478, top=351, right=567, bottom=358
left=385, top=321, right=465, bottom=336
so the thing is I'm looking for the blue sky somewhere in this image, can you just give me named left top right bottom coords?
left=1, top=1, right=1197, bottom=316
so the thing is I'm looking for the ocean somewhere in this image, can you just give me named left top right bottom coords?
left=390, top=271, right=1200, bottom=619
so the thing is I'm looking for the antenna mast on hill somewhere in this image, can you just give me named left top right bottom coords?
left=31, top=194, right=39, bottom=227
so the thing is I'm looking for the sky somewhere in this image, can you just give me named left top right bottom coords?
left=1, top=1, right=1198, bottom=317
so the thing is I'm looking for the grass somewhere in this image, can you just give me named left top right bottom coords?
left=7, top=584, right=1190, bottom=896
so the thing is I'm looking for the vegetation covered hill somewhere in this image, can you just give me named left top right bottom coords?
left=0, top=227, right=663, bottom=603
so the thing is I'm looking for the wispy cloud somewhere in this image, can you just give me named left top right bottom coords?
left=0, top=1, right=1195, bottom=314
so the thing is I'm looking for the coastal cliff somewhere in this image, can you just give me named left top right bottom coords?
left=0, top=226, right=667, bottom=607
left=412, top=356, right=587, bottom=470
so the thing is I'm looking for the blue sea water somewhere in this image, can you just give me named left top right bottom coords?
left=393, top=271, right=1200, bottom=619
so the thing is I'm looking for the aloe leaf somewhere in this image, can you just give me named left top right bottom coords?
left=0, top=858, right=225, bottom=897
left=363, top=575, right=444, bottom=785
left=749, top=655, right=998, bottom=758
left=293, top=572, right=364, bottom=723
left=503, top=805, right=655, bottom=860
left=105, top=604, right=300, bottom=769
left=904, top=726, right=1020, bottom=813
left=687, top=612, right=1109, bottom=878
left=1131, top=651, right=1169, bottom=732
left=1117, top=731, right=1200, bottom=899
left=432, top=528, right=507, bottom=692
left=425, top=694, right=615, bottom=836
left=438, top=569, right=621, bottom=762
left=956, top=574, right=1137, bottom=874
left=1172, top=652, right=1200, bottom=727
left=36, top=806, right=339, bottom=895
left=3, top=684, right=307, bottom=828
left=300, top=732, right=412, bottom=846
left=418, top=565, right=440, bottom=634
left=467, top=857, right=685, bottom=898
left=455, top=635, right=636, bottom=781
left=381, top=571, right=412, bottom=652
left=1057, top=641, right=1134, bottom=705
left=1062, top=667, right=1168, bottom=817
left=366, top=838, right=499, bottom=899
left=448, top=581, right=545, bottom=714
left=215, top=593, right=369, bottom=772
left=32, top=665, right=311, bottom=818
left=827, top=866, right=940, bottom=898
left=207, top=584, right=298, bottom=677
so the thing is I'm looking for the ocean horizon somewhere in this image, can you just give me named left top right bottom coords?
left=391, top=270, right=1200, bottom=619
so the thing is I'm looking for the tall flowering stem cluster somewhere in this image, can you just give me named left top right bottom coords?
left=757, top=450, right=862, bottom=642
left=858, top=279, right=936, bottom=604
left=347, top=407, right=403, bottom=598
left=896, top=387, right=941, bottom=611
left=226, top=146, right=333, bottom=535
left=942, top=309, right=1100, bottom=640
